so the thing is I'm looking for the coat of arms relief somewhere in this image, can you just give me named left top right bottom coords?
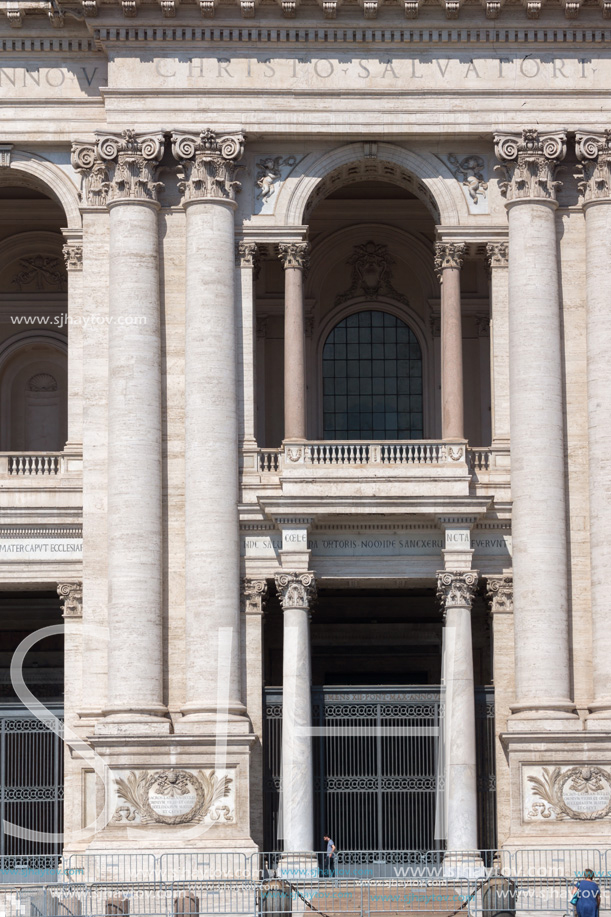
left=523, top=765, right=611, bottom=821
left=111, top=768, right=234, bottom=826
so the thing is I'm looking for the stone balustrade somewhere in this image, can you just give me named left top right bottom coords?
left=0, top=452, right=83, bottom=477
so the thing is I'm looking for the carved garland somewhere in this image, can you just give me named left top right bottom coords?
left=114, top=769, right=232, bottom=826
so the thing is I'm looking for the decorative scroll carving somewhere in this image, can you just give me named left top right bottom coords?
left=237, top=241, right=260, bottom=279
left=62, top=243, right=83, bottom=271
left=275, top=572, right=317, bottom=609
left=402, top=0, right=425, bottom=17
left=335, top=240, right=408, bottom=306
left=278, top=0, right=300, bottom=15
left=113, top=769, right=233, bottom=826
left=242, top=579, right=268, bottom=615
left=72, top=131, right=165, bottom=206
left=278, top=241, right=310, bottom=271
left=494, top=129, right=567, bottom=202
left=434, top=241, right=466, bottom=279
left=437, top=571, right=478, bottom=615
left=160, top=0, right=179, bottom=14
left=171, top=130, right=244, bottom=204
left=57, top=582, right=83, bottom=618
left=318, top=0, right=343, bottom=16
left=482, top=0, right=504, bottom=18
left=29, top=373, right=58, bottom=392
left=239, top=0, right=260, bottom=14
left=575, top=130, right=611, bottom=203
left=525, top=765, right=611, bottom=821
left=487, top=574, right=513, bottom=614
left=358, top=0, right=380, bottom=16
left=447, top=154, right=488, bottom=203
left=486, top=241, right=508, bottom=268
left=12, top=256, right=67, bottom=292
left=81, top=0, right=99, bottom=16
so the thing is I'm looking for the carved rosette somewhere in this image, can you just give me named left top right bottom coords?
left=62, top=243, right=83, bottom=272
left=486, top=241, right=508, bottom=269
left=278, top=241, right=310, bottom=271
left=575, top=131, right=611, bottom=203
left=57, top=582, right=83, bottom=618
left=72, top=131, right=165, bottom=206
left=437, top=571, right=478, bottom=617
left=494, top=129, right=567, bottom=202
left=242, top=578, right=268, bottom=615
left=275, top=571, right=316, bottom=610
left=172, top=130, right=244, bottom=204
left=434, top=241, right=466, bottom=279
left=487, top=574, right=513, bottom=614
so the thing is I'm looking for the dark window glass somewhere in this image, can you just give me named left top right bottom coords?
left=322, top=310, right=423, bottom=440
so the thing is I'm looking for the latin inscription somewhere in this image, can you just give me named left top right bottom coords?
left=242, top=532, right=510, bottom=557
left=0, top=539, right=83, bottom=560
left=0, top=64, right=105, bottom=97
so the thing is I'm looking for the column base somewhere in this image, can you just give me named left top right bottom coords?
left=508, top=700, right=579, bottom=732
left=176, top=703, right=251, bottom=735
left=96, top=707, right=171, bottom=736
left=586, top=704, right=611, bottom=731
left=442, top=851, right=486, bottom=879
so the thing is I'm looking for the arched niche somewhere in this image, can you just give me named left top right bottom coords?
left=0, top=150, right=81, bottom=230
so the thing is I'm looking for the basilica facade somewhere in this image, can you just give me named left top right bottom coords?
left=1, top=0, right=611, bottom=871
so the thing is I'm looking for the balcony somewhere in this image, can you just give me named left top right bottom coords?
left=0, top=450, right=83, bottom=515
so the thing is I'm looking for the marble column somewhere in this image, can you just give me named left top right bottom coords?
left=486, top=243, right=510, bottom=445
left=236, top=241, right=260, bottom=451
left=278, top=242, right=310, bottom=443
left=434, top=242, right=466, bottom=441
left=494, top=129, right=575, bottom=722
left=275, top=571, right=316, bottom=852
left=172, top=130, right=247, bottom=725
left=61, top=234, right=83, bottom=452
left=74, top=132, right=167, bottom=725
left=576, top=131, right=611, bottom=725
left=486, top=575, right=514, bottom=845
left=437, top=571, right=479, bottom=860
left=242, top=579, right=268, bottom=847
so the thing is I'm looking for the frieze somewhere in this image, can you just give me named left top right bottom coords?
left=523, top=766, right=611, bottom=821
left=112, top=768, right=234, bottom=826
left=241, top=530, right=511, bottom=558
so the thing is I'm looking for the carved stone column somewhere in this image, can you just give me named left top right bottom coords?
left=275, top=571, right=316, bottom=852
left=576, top=131, right=611, bottom=726
left=62, top=234, right=84, bottom=451
left=242, top=579, right=268, bottom=847
left=73, top=131, right=167, bottom=727
left=494, top=129, right=575, bottom=723
left=434, top=242, right=466, bottom=441
left=437, top=571, right=480, bottom=864
left=485, top=243, right=510, bottom=445
left=237, top=242, right=260, bottom=457
left=486, top=575, right=513, bottom=844
left=172, top=130, right=248, bottom=726
left=58, top=582, right=83, bottom=727
left=278, top=242, right=310, bottom=443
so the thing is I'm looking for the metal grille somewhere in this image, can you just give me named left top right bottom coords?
left=0, top=707, right=64, bottom=864
left=264, top=686, right=496, bottom=852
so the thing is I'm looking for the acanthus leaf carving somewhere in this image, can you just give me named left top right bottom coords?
left=275, top=571, right=316, bottom=610
left=172, top=129, right=244, bottom=204
left=237, top=241, right=260, bottom=279
left=242, top=578, right=268, bottom=615
left=57, top=582, right=83, bottom=618
left=278, top=241, right=310, bottom=271
left=436, top=571, right=478, bottom=616
left=62, top=243, right=83, bottom=271
left=113, top=768, right=233, bottom=826
left=486, top=574, right=513, bottom=614
left=72, top=131, right=165, bottom=206
left=494, top=129, right=567, bottom=202
left=486, top=241, right=508, bottom=269
left=335, top=240, right=408, bottom=306
left=575, top=130, right=611, bottom=203
left=434, top=241, right=466, bottom=279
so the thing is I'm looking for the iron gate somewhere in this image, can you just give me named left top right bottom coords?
left=263, top=686, right=495, bottom=852
left=0, top=707, right=64, bottom=866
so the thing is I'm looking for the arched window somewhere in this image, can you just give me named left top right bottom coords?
left=322, top=310, right=423, bottom=440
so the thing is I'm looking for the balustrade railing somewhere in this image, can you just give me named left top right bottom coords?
left=258, top=450, right=281, bottom=473
left=256, top=441, right=469, bottom=473
left=1, top=454, right=62, bottom=476
left=468, top=448, right=492, bottom=472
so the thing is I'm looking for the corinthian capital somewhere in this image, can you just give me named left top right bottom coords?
left=486, top=241, right=508, bottom=269
left=72, top=131, right=164, bottom=206
left=487, top=574, right=513, bottom=614
left=494, top=129, right=566, bottom=202
left=575, top=130, right=611, bottom=203
left=437, top=570, right=478, bottom=616
left=57, top=582, right=83, bottom=618
left=275, top=571, right=316, bottom=610
left=171, top=129, right=244, bottom=204
left=242, top=578, right=268, bottom=615
left=278, top=241, right=310, bottom=271
left=434, top=241, right=466, bottom=279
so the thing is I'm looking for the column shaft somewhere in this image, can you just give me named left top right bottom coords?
left=279, top=243, right=309, bottom=442
left=62, top=235, right=84, bottom=448
left=237, top=242, right=259, bottom=448
left=106, top=200, right=165, bottom=717
left=487, top=244, right=510, bottom=444
left=495, top=130, right=575, bottom=720
left=435, top=243, right=466, bottom=441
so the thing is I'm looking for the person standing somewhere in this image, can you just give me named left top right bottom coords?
left=572, top=869, right=601, bottom=917
left=323, top=835, right=337, bottom=877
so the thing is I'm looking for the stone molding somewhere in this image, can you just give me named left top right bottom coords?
left=242, top=578, right=268, bottom=615
left=171, top=129, right=244, bottom=204
left=62, top=243, right=83, bottom=271
left=494, top=128, right=567, bottom=202
left=71, top=131, right=165, bottom=207
left=486, top=574, right=513, bottom=614
left=275, top=571, right=317, bottom=609
left=436, top=570, right=478, bottom=615
left=278, top=241, right=310, bottom=271
left=486, top=240, right=508, bottom=268
left=575, top=130, right=611, bottom=203
left=433, top=241, right=466, bottom=278
left=57, top=582, right=83, bottom=618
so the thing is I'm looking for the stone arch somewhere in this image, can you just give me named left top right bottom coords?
left=280, top=142, right=468, bottom=228
left=0, top=150, right=81, bottom=229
